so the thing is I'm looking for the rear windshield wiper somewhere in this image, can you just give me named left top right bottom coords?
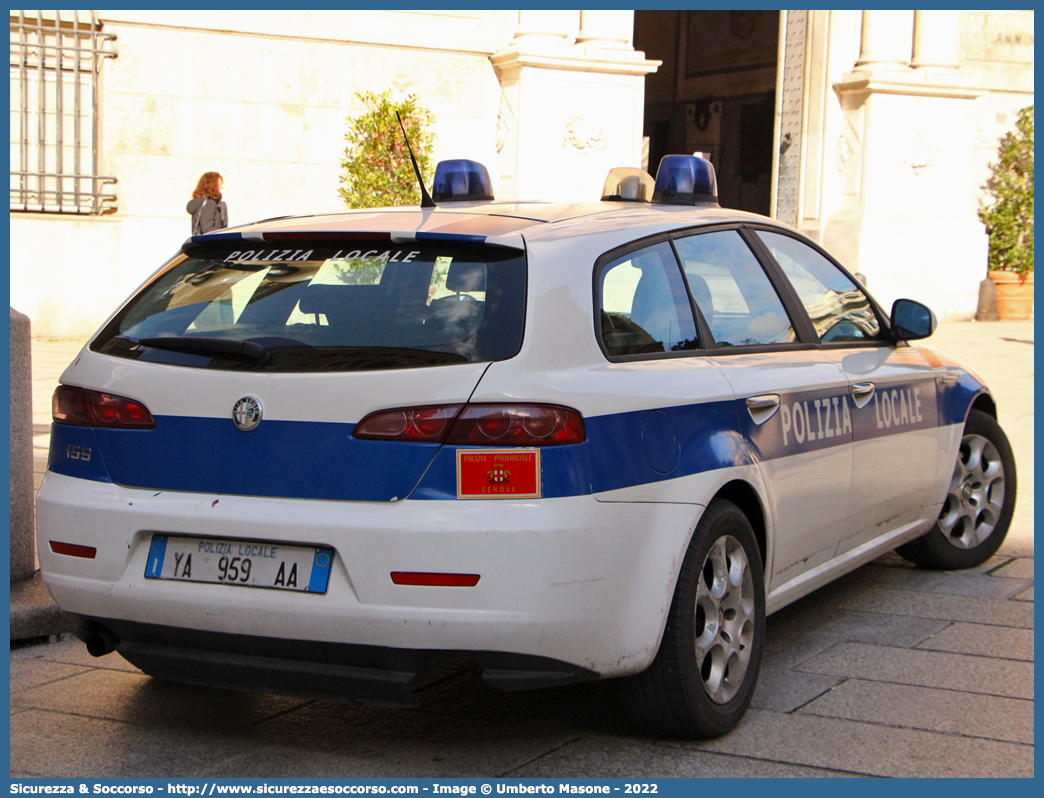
left=139, top=337, right=271, bottom=364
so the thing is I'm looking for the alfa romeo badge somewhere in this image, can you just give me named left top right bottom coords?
left=232, top=396, right=263, bottom=431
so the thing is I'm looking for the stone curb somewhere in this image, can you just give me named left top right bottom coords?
left=10, top=572, right=76, bottom=641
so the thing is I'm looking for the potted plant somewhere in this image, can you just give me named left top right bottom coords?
left=979, top=105, right=1034, bottom=319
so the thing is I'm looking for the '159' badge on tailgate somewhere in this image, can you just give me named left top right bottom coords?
left=457, top=449, right=541, bottom=499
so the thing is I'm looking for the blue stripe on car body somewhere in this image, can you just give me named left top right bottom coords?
left=415, top=232, right=488, bottom=243
left=46, top=371, right=980, bottom=501
left=937, top=370, right=988, bottom=426
left=49, top=418, right=440, bottom=502
left=738, top=379, right=942, bottom=463
left=188, top=232, right=246, bottom=244
left=47, top=425, right=112, bottom=483
left=48, top=401, right=747, bottom=501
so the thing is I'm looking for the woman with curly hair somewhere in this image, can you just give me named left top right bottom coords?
left=187, top=171, right=229, bottom=234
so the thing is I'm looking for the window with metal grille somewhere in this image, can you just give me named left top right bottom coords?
left=10, top=10, right=117, bottom=215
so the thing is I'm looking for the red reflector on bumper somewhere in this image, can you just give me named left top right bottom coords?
left=390, top=572, right=480, bottom=587
left=49, top=541, right=97, bottom=559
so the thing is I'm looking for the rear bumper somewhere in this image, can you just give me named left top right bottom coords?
left=72, top=616, right=597, bottom=706
left=38, top=472, right=704, bottom=678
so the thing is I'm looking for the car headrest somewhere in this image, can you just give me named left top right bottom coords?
left=445, top=262, right=486, bottom=293
left=686, top=273, right=714, bottom=316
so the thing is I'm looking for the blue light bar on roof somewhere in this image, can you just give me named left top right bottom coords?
left=431, top=159, right=495, bottom=202
left=652, top=155, right=719, bottom=206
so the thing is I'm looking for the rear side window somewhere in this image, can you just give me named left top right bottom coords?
left=673, top=231, right=796, bottom=347
left=598, top=242, right=699, bottom=356
left=92, top=241, right=526, bottom=371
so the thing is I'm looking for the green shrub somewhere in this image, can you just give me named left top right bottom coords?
left=978, top=105, right=1034, bottom=276
left=338, top=91, right=435, bottom=209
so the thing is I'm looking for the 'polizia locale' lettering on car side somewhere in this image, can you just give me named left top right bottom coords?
left=39, top=154, right=1016, bottom=738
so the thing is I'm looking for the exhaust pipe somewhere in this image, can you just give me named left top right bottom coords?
left=84, top=627, right=119, bottom=657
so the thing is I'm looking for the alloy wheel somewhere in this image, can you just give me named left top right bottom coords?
left=694, top=534, right=756, bottom=704
left=939, top=433, right=1006, bottom=549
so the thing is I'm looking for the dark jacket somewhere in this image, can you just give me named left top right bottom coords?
left=187, top=197, right=228, bottom=234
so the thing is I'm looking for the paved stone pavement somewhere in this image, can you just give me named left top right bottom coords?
left=11, top=321, right=1034, bottom=778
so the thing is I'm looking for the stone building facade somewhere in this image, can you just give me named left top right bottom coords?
left=637, top=10, right=1033, bottom=319
left=9, top=10, right=1034, bottom=337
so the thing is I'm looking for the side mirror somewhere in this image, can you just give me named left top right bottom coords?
left=890, top=299, right=937, bottom=341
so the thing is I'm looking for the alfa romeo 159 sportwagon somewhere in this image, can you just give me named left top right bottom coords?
left=38, top=155, right=1016, bottom=738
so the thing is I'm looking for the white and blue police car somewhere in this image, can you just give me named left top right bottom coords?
left=37, top=155, right=1016, bottom=738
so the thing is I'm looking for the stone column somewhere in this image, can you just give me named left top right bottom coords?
left=10, top=308, right=36, bottom=583
left=912, top=10, right=961, bottom=70
left=577, top=11, right=633, bottom=50
left=491, top=13, right=659, bottom=202
left=854, top=10, right=915, bottom=71
left=513, top=10, right=577, bottom=45
left=827, top=41, right=986, bottom=320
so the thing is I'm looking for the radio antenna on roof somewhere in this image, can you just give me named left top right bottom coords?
left=396, top=111, right=436, bottom=209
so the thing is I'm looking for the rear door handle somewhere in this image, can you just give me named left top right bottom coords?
left=850, top=381, right=875, bottom=409
left=746, top=394, right=780, bottom=425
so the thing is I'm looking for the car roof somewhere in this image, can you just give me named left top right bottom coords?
left=189, top=201, right=789, bottom=251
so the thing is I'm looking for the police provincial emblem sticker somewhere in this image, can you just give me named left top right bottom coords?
left=457, top=449, right=540, bottom=499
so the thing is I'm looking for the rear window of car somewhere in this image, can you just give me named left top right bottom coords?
left=91, top=240, right=526, bottom=372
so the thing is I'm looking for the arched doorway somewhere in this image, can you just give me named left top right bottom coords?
left=635, top=10, right=779, bottom=216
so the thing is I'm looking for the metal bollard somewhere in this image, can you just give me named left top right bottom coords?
left=10, top=308, right=36, bottom=582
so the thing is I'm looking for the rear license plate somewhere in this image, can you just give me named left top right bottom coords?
left=144, top=535, right=333, bottom=594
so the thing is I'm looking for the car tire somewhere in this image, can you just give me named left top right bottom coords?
left=620, top=499, right=765, bottom=738
left=896, top=409, right=1017, bottom=570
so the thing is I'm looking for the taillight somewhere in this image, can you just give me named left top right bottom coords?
left=449, top=404, right=585, bottom=446
left=52, top=385, right=155, bottom=429
left=353, top=405, right=463, bottom=442
left=353, top=403, right=585, bottom=446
